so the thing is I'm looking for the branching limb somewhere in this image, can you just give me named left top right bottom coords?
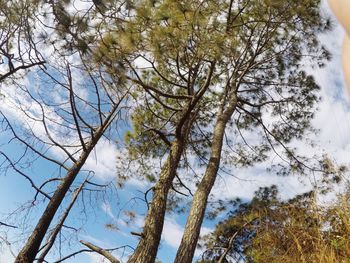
left=217, top=218, right=258, bottom=263
left=0, top=151, right=52, bottom=200
left=0, top=61, right=45, bottom=83
left=80, top=240, right=120, bottom=263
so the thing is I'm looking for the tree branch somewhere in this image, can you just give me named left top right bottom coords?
left=80, top=240, right=120, bottom=263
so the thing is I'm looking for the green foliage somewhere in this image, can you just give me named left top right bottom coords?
left=0, top=0, right=342, bottom=262
left=200, top=185, right=350, bottom=263
left=112, top=0, right=331, bottom=183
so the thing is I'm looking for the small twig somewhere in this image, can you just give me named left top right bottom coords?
left=0, top=221, right=17, bottom=228
left=217, top=217, right=258, bottom=263
left=130, top=231, right=144, bottom=238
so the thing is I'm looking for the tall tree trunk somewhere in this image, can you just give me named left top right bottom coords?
left=174, top=97, right=237, bottom=263
left=127, top=139, right=185, bottom=263
left=15, top=106, right=118, bottom=263
left=127, top=67, right=214, bottom=263
left=15, top=153, right=91, bottom=263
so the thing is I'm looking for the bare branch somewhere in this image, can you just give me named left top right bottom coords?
left=80, top=240, right=120, bottom=263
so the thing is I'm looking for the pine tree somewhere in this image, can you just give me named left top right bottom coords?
left=95, top=1, right=332, bottom=262
left=200, top=185, right=350, bottom=263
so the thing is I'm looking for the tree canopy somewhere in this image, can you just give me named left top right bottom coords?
left=199, top=185, right=350, bottom=263
left=0, top=1, right=345, bottom=263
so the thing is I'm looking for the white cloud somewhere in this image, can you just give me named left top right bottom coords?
left=0, top=71, right=125, bottom=182
left=0, top=246, right=15, bottom=263
left=161, top=218, right=184, bottom=249
left=79, top=234, right=111, bottom=249
left=161, top=216, right=213, bottom=255
left=205, top=6, right=350, bottom=205
left=212, top=167, right=312, bottom=202
left=85, top=139, right=119, bottom=180
left=87, top=253, right=108, bottom=263
left=101, top=201, right=116, bottom=220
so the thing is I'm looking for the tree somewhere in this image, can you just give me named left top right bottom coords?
left=172, top=0, right=331, bottom=261
left=0, top=1, right=135, bottom=262
left=0, top=55, right=127, bottom=262
left=96, top=2, right=223, bottom=262
left=199, top=184, right=350, bottom=263
left=0, top=0, right=45, bottom=83
left=98, top=0, right=330, bottom=262
left=0, top=0, right=334, bottom=262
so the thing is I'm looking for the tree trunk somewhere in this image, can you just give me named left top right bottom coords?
left=15, top=108, right=116, bottom=263
left=15, top=155, right=90, bottom=263
left=127, top=140, right=185, bottom=263
left=174, top=97, right=237, bottom=263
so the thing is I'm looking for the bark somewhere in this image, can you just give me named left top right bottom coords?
left=15, top=105, right=119, bottom=263
left=127, top=140, right=185, bottom=263
left=127, top=61, right=215, bottom=263
left=174, top=96, right=237, bottom=263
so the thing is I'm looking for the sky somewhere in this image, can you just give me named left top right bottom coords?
left=1, top=1, right=350, bottom=263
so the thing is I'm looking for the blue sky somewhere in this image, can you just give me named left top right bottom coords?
left=1, top=1, right=350, bottom=263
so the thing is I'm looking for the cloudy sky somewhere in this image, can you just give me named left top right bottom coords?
left=0, top=1, right=350, bottom=263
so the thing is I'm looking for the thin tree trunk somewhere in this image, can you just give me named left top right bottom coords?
left=15, top=154, right=91, bottom=263
left=127, top=139, right=185, bottom=263
left=15, top=105, right=119, bottom=263
left=37, top=181, right=86, bottom=263
left=174, top=97, right=237, bottom=263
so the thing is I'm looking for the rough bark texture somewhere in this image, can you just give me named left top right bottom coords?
left=127, top=140, right=185, bottom=263
left=174, top=97, right=237, bottom=263
left=127, top=64, right=215, bottom=263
